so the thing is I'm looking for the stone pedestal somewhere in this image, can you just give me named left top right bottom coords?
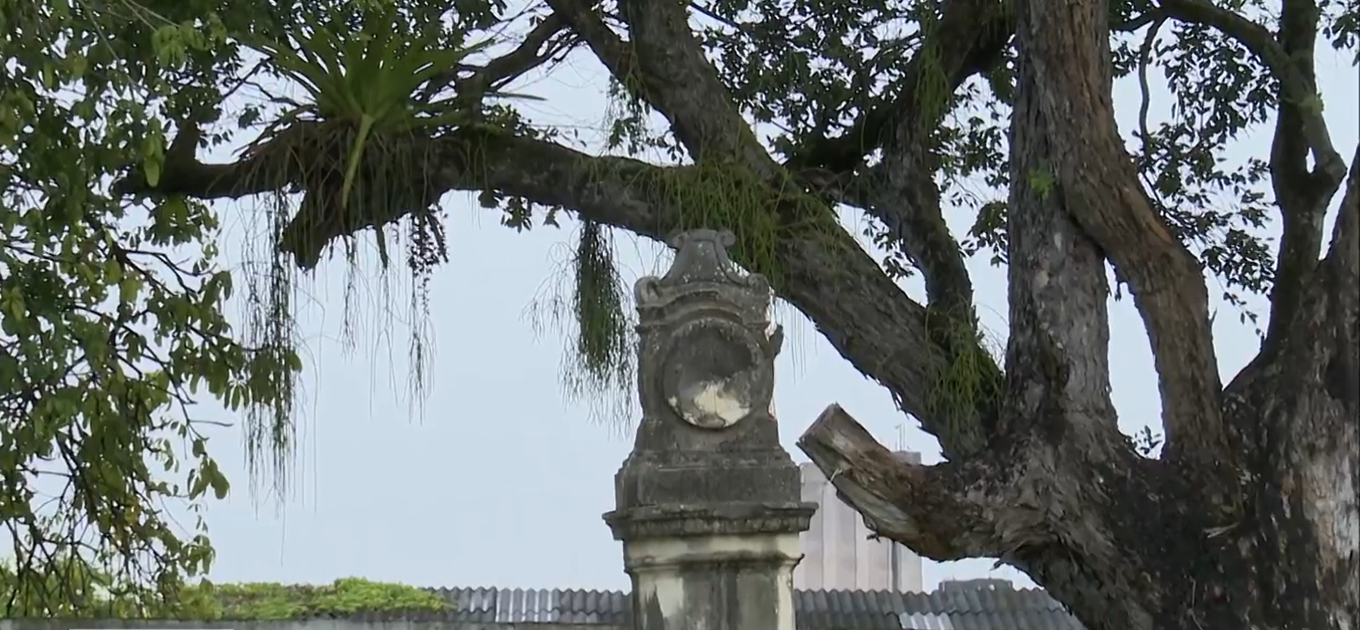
left=603, top=230, right=816, bottom=630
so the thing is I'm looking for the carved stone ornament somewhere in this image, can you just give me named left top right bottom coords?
left=633, top=229, right=783, bottom=431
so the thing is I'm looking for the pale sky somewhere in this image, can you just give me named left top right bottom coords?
left=172, top=23, right=1359, bottom=594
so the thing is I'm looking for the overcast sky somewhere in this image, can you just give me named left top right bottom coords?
left=177, top=22, right=1360, bottom=594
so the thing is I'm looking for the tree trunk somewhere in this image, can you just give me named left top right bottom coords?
left=801, top=0, right=1359, bottom=626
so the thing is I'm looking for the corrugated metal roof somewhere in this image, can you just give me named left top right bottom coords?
left=793, top=588, right=904, bottom=629
left=430, top=587, right=631, bottom=626
left=798, top=585, right=1083, bottom=630
left=418, top=584, right=1084, bottom=630
left=898, top=612, right=956, bottom=629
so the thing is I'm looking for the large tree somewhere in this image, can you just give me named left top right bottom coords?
left=6, top=0, right=1357, bottom=627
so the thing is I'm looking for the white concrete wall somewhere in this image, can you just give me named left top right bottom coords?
left=793, top=455, right=924, bottom=593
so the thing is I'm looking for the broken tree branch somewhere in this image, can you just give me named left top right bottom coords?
left=797, top=404, right=1035, bottom=561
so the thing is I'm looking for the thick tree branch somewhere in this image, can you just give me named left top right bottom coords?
left=473, top=14, right=573, bottom=94
left=549, top=0, right=777, bottom=172
left=541, top=0, right=635, bottom=84
left=425, top=13, right=573, bottom=102
left=1318, top=147, right=1361, bottom=418
left=1259, top=0, right=1349, bottom=349
left=842, top=167, right=975, bottom=313
left=1016, top=0, right=1230, bottom=498
left=124, top=0, right=1006, bottom=458
left=1219, top=148, right=1359, bottom=630
left=113, top=123, right=994, bottom=457
left=830, top=0, right=1012, bottom=316
left=782, top=1, right=1013, bottom=456
left=783, top=0, right=1013, bottom=176
left=545, top=0, right=1002, bottom=453
left=1160, top=0, right=1346, bottom=182
left=1315, top=148, right=1360, bottom=402
left=1004, top=85, right=1122, bottom=457
left=797, top=404, right=1034, bottom=561
left=1321, top=148, right=1360, bottom=394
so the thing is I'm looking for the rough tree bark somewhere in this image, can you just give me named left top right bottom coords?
left=806, top=0, right=1358, bottom=627
left=116, top=0, right=1358, bottom=627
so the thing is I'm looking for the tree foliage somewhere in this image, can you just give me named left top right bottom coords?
left=0, top=0, right=307, bottom=612
left=1, top=0, right=1357, bottom=627
left=0, top=558, right=446, bottom=620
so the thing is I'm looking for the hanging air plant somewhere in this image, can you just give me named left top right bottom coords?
left=240, top=6, right=539, bottom=268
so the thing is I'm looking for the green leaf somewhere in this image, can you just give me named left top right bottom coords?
left=207, top=467, right=230, bottom=501
left=143, top=160, right=162, bottom=188
left=118, top=276, right=142, bottom=304
left=188, top=471, right=209, bottom=500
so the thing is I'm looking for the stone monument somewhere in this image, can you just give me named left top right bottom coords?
left=604, top=229, right=817, bottom=630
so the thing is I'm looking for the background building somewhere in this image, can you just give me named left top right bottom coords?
left=794, top=452, right=925, bottom=592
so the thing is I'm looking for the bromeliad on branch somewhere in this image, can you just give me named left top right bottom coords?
left=236, top=4, right=545, bottom=269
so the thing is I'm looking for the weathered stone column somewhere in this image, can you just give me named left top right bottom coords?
left=604, top=229, right=817, bottom=630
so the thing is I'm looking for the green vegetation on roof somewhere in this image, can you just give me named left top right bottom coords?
left=0, top=570, right=450, bottom=620
left=190, top=578, right=452, bottom=620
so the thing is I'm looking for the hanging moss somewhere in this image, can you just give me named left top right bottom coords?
left=912, top=46, right=952, bottom=135
left=566, top=219, right=634, bottom=401
left=922, top=309, right=1005, bottom=455
left=233, top=118, right=452, bottom=501
left=616, top=158, right=836, bottom=284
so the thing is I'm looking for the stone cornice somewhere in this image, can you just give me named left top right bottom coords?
left=603, top=501, right=816, bottom=541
